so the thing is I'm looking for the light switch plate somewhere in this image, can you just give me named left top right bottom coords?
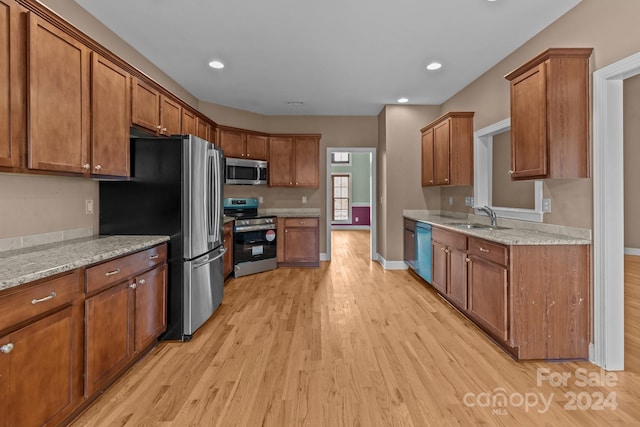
left=85, top=199, right=94, bottom=215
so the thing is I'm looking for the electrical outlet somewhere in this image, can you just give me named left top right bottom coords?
left=464, top=197, right=474, bottom=207
left=542, top=198, right=552, bottom=213
left=258, top=196, right=263, bottom=204
left=85, top=199, right=94, bottom=215
left=355, top=217, right=359, bottom=223
left=302, top=196, right=307, bottom=204
left=448, top=196, right=454, bottom=206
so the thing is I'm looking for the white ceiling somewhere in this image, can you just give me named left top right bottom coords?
left=75, top=0, right=581, bottom=116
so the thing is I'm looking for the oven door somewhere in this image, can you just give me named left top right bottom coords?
left=233, top=226, right=277, bottom=263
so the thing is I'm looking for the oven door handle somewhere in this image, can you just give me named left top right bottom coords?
left=234, top=224, right=277, bottom=233
left=194, top=248, right=227, bottom=269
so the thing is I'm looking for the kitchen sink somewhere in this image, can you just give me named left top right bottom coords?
left=452, top=223, right=510, bottom=231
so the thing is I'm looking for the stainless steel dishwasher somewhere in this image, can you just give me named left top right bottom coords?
left=415, top=222, right=432, bottom=283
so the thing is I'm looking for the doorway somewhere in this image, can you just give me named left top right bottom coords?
left=325, top=147, right=376, bottom=261
left=593, top=50, right=640, bottom=370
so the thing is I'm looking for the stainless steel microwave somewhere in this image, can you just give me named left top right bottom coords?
left=225, top=157, right=268, bottom=185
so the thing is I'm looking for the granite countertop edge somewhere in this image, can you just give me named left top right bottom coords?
left=403, top=213, right=591, bottom=246
left=0, top=235, right=170, bottom=291
left=260, top=208, right=321, bottom=218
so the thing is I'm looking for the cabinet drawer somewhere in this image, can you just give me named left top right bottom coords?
left=85, top=244, right=167, bottom=294
left=404, top=218, right=416, bottom=231
left=468, top=238, right=508, bottom=266
left=432, top=227, right=467, bottom=251
left=284, top=217, right=318, bottom=228
left=0, top=271, right=80, bottom=332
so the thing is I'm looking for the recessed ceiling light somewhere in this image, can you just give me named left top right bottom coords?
left=426, top=62, right=442, bottom=71
left=398, top=98, right=409, bottom=103
left=208, top=60, right=224, bottom=69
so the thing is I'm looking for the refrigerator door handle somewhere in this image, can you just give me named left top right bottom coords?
left=194, top=248, right=227, bottom=268
left=207, top=149, right=216, bottom=244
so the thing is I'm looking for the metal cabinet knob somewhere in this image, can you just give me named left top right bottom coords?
left=508, top=170, right=514, bottom=175
left=156, top=125, right=162, bottom=130
left=0, top=343, right=14, bottom=354
left=466, top=258, right=471, bottom=263
left=82, top=164, right=90, bottom=170
left=94, top=165, right=102, bottom=171
left=139, top=279, right=146, bottom=285
left=130, top=283, right=137, bottom=289
left=161, top=128, right=167, bottom=132
left=429, top=180, right=434, bottom=183
left=444, top=178, right=449, bottom=183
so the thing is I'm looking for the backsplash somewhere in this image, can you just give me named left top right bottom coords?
left=0, top=227, right=93, bottom=253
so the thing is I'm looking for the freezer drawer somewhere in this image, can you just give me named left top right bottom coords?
left=182, top=246, right=225, bottom=338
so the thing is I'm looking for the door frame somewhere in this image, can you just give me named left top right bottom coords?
left=324, top=147, right=377, bottom=261
left=593, top=50, right=640, bottom=370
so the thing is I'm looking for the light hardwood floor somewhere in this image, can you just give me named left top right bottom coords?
left=71, top=231, right=640, bottom=426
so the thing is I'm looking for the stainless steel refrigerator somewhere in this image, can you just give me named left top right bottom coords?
left=100, top=135, right=225, bottom=341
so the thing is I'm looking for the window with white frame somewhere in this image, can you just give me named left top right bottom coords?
left=331, top=152, right=351, bottom=165
left=332, top=174, right=350, bottom=221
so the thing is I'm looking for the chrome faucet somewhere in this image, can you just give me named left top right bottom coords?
left=479, top=206, right=497, bottom=227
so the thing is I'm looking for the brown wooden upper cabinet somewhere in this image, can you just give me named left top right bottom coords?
left=421, top=112, right=474, bottom=186
left=27, top=13, right=91, bottom=174
left=131, top=77, right=182, bottom=137
left=505, top=48, right=592, bottom=180
left=90, top=53, right=131, bottom=177
left=0, top=0, right=22, bottom=169
left=268, top=135, right=320, bottom=188
left=218, top=127, right=268, bottom=160
left=181, top=108, right=196, bottom=135
left=196, top=117, right=211, bottom=142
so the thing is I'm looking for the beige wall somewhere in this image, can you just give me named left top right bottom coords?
left=379, top=105, right=441, bottom=261
left=440, top=0, right=640, bottom=229
left=624, top=74, right=640, bottom=248
left=0, top=173, right=97, bottom=239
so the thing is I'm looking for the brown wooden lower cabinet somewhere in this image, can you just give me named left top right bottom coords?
left=84, top=244, right=168, bottom=396
left=0, top=271, right=83, bottom=427
left=277, top=217, right=320, bottom=267
left=426, top=226, right=589, bottom=360
left=223, top=222, right=233, bottom=279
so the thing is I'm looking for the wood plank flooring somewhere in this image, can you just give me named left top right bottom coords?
left=71, top=231, right=640, bottom=426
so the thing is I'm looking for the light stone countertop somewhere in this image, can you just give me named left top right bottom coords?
left=260, top=208, right=321, bottom=218
left=403, top=211, right=591, bottom=246
left=0, top=235, right=170, bottom=292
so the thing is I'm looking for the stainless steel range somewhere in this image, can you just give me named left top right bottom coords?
left=224, top=198, right=277, bottom=277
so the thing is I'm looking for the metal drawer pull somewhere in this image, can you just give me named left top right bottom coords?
left=31, top=292, right=56, bottom=305
left=479, top=247, right=490, bottom=253
left=149, top=254, right=159, bottom=260
left=105, top=268, right=121, bottom=277
left=0, top=343, right=14, bottom=354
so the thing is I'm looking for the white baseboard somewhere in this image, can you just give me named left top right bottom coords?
left=624, top=247, right=640, bottom=256
left=331, top=225, right=371, bottom=230
left=376, top=253, right=409, bottom=270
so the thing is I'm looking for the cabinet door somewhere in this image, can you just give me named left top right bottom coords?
left=510, top=63, right=547, bottom=179
left=223, top=226, right=233, bottom=278
left=91, top=53, right=130, bottom=177
left=245, top=134, right=268, bottom=160
left=294, top=137, right=319, bottom=188
left=134, top=265, right=167, bottom=352
left=467, top=257, right=509, bottom=341
left=219, top=129, right=245, bottom=158
left=28, top=13, right=90, bottom=173
left=431, top=241, right=448, bottom=294
left=421, top=129, right=434, bottom=186
left=0, top=0, right=20, bottom=168
left=0, top=307, right=76, bottom=427
left=85, top=281, right=134, bottom=396
left=284, top=226, right=319, bottom=263
left=159, top=95, right=181, bottom=136
left=131, top=78, right=160, bottom=133
left=447, top=248, right=468, bottom=309
left=433, top=119, right=450, bottom=185
left=182, top=109, right=196, bottom=135
left=269, top=137, right=294, bottom=186
left=196, top=117, right=210, bottom=142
